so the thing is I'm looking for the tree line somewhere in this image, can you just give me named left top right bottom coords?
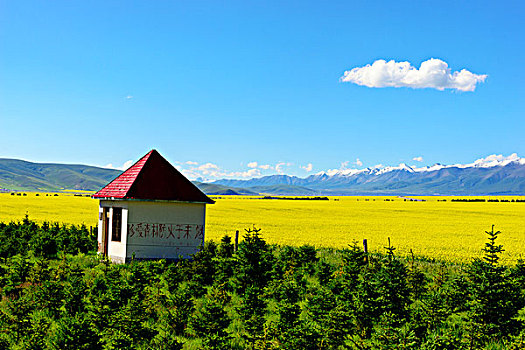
left=0, top=219, right=525, bottom=349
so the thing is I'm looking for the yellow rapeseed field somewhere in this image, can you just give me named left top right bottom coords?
left=205, top=196, right=525, bottom=263
left=1, top=193, right=524, bottom=262
left=0, top=192, right=99, bottom=227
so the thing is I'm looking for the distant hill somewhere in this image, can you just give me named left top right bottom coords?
left=0, top=158, right=121, bottom=191
left=191, top=182, right=321, bottom=196
left=192, top=181, right=258, bottom=195
left=248, top=184, right=320, bottom=196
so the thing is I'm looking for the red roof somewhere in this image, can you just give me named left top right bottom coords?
left=93, top=150, right=214, bottom=204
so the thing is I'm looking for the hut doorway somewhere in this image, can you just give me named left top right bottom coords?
left=102, top=207, right=110, bottom=256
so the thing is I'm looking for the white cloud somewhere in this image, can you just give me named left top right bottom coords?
left=104, top=160, right=134, bottom=170
left=227, top=168, right=261, bottom=178
left=181, top=161, right=267, bottom=180
left=197, top=163, right=219, bottom=171
left=275, top=162, right=292, bottom=174
left=181, top=169, right=200, bottom=179
left=301, top=163, right=313, bottom=172
left=340, top=58, right=487, bottom=92
left=125, top=95, right=133, bottom=99
left=339, top=159, right=362, bottom=169
left=413, top=156, right=424, bottom=162
left=323, top=160, right=353, bottom=175
left=247, top=161, right=273, bottom=170
left=121, top=160, right=134, bottom=169
left=180, top=159, right=313, bottom=180
left=180, top=163, right=222, bottom=178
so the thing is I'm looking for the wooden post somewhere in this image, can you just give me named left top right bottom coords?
left=363, top=239, right=368, bottom=264
left=234, top=230, right=239, bottom=252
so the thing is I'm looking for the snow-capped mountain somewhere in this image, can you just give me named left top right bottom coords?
left=212, top=154, right=525, bottom=195
left=316, top=153, right=525, bottom=177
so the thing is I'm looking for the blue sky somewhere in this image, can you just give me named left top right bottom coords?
left=1, top=1, right=523, bottom=179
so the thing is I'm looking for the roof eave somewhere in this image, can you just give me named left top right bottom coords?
left=92, top=196, right=215, bottom=204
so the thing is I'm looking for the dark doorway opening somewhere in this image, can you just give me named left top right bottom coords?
left=112, top=208, right=122, bottom=242
left=102, top=207, right=109, bottom=256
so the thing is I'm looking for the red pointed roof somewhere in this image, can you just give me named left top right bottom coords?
left=93, top=150, right=214, bottom=204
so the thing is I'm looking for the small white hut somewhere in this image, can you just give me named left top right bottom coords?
left=92, top=149, right=214, bottom=263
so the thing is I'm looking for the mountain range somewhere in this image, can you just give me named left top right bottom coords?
left=1, top=155, right=524, bottom=195
left=212, top=155, right=525, bottom=195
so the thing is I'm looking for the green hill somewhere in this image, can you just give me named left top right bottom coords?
left=0, top=158, right=121, bottom=191
left=192, top=181, right=259, bottom=195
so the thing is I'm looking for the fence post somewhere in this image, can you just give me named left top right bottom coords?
left=234, top=230, right=239, bottom=252
left=363, top=239, right=368, bottom=264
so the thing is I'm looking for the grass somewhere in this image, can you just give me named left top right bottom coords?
left=1, top=193, right=524, bottom=262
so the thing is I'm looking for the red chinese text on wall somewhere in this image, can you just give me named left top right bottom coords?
left=128, top=223, right=204, bottom=240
